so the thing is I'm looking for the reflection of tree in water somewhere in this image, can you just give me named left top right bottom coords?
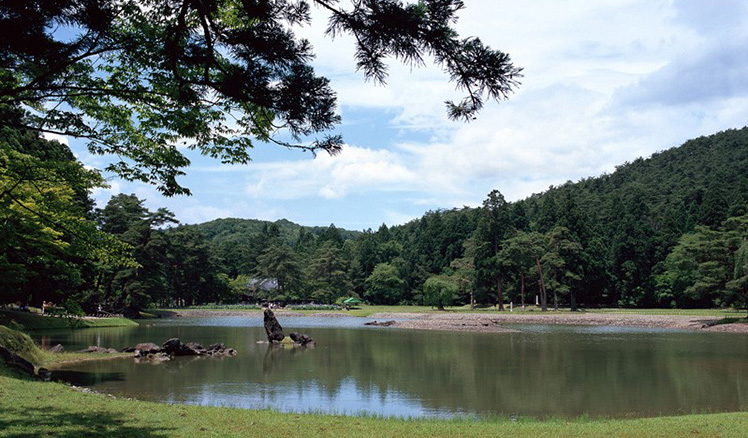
left=50, top=326, right=748, bottom=418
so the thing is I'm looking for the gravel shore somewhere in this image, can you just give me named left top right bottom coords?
left=167, top=309, right=748, bottom=333
left=365, top=312, right=748, bottom=333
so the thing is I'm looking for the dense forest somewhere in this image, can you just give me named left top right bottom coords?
left=2, top=121, right=748, bottom=313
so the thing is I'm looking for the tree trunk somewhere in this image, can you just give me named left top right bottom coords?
left=536, top=257, right=547, bottom=311
left=520, top=272, right=525, bottom=309
left=497, top=277, right=504, bottom=311
left=553, top=270, right=559, bottom=311
left=570, top=290, right=578, bottom=311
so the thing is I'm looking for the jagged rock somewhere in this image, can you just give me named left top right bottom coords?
left=186, top=342, right=206, bottom=355
left=162, top=338, right=203, bottom=356
left=263, top=308, right=285, bottom=343
left=49, top=344, right=64, bottom=353
left=206, top=343, right=237, bottom=356
left=133, top=342, right=161, bottom=354
left=289, top=332, right=315, bottom=347
left=123, top=339, right=236, bottom=359
left=364, top=320, right=397, bottom=327
left=0, top=346, right=35, bottom=376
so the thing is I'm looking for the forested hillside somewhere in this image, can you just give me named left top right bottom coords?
left=381, top=127, right=748, bottom=310
left=2, top=125, right=748, bottom=312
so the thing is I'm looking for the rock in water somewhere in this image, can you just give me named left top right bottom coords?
left=263, top=308, right=285, bottom=343
left=162, top=338, right=202, bottom=356
left=289, top=332, right=315, bottom=347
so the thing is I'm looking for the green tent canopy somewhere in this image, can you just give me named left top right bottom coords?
left=343, top=297, right=362, bottom=304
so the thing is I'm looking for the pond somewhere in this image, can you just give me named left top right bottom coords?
left=35, top=316, right=748, bottom=419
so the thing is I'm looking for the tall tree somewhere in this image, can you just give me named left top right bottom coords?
left=542, top=226, right=582, bottom=311
left=307, top=242, right=352, bottom=304
left=364, top=262, right=405, bottom=305
left=474, top=190, right=511, bottom=309
left=95, top=194, right=177, bottom=309
left=254, top=242, right=302, bottom=302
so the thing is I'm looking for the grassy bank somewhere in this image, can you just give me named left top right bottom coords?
left=164, top=305, right=743, bottom=319
left=0, top=374, right=747, bottom=438
left=0, top=325, right=132, bottom=372
left=0, top=310, right=138, bottom=331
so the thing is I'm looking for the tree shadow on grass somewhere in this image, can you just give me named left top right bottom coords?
left=0, top=405, right=174, bottom=438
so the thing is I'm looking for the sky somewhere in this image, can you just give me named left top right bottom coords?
left=65, top=0, right=748, bottom=231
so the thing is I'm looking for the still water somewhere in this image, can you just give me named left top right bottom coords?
left=35, top=316, right=748, bottom=419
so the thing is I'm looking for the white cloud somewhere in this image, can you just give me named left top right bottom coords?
left=41, top=132, right=69, bottom=146
left=244, top=145, right=418, bottom=200
left=65, top=0, right=748, bottom=230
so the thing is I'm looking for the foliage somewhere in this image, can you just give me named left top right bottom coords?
left=0, top=0, right=520, bottom=195
left=364, top=262, right=405, bottom=305
left=0, top=109, right=134, bottom=308
left=422, top=275, right=458, bottom=310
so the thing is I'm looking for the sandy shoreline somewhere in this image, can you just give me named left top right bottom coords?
left=367, top=312, right=748, bottom=333
left=167, top=309, right=748, bottom=333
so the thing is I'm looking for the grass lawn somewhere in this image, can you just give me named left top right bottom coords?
left=0, top=310, right=138, bottom=331
left=1, top=374, right=747, bottom=438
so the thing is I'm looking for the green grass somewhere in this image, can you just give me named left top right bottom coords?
left=162, top=304, right=746, bottom=319
left=0, top=310, right=138, bottom=331
left=0, top=374, right=746, bottom=438
left=583, top=308, right=746, bottom=317
left=0, top=324, right=46, bottom=365
left=0, top=325, right=132, bottom=370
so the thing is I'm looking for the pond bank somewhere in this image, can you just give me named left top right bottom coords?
left=367, top=312, right=748, bottom=333
left=166, top=308, right=748, bottom=333
left=1, top=374, right=748, bottom=438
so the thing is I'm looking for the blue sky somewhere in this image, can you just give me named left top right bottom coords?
left=61, top=0, right=748, bottom=231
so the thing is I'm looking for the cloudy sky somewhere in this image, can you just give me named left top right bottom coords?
left=70, top=0, right=748, bottom=231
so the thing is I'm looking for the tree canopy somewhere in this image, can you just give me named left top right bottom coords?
left=0, top=0, right=522, bottom=195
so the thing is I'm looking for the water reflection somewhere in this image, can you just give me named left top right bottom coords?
left=38, top=318, right=748, bottom=419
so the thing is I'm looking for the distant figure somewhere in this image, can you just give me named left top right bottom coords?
left=42, top=301, right=48, bottom=315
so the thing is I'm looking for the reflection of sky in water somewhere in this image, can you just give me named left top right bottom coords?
left=505, top=324, right=689, bottom=335
left=150, top=316, right=409, bottom=329
left=167, top=379, right=459, bottom=418
left=38, top=318, right=748, bottom=419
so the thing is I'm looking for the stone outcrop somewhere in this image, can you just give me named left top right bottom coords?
left=121, top=338, right=237, bottom=360
left=263, top=308, right=285, bottom=343
left=0, top=346, right=35, bottom=376
left=289, top=332, right=315, bottom=347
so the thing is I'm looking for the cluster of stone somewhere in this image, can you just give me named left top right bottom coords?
left=263, top=308, right=315, bottom=347
left=121, top=338, right=237, bottom=361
